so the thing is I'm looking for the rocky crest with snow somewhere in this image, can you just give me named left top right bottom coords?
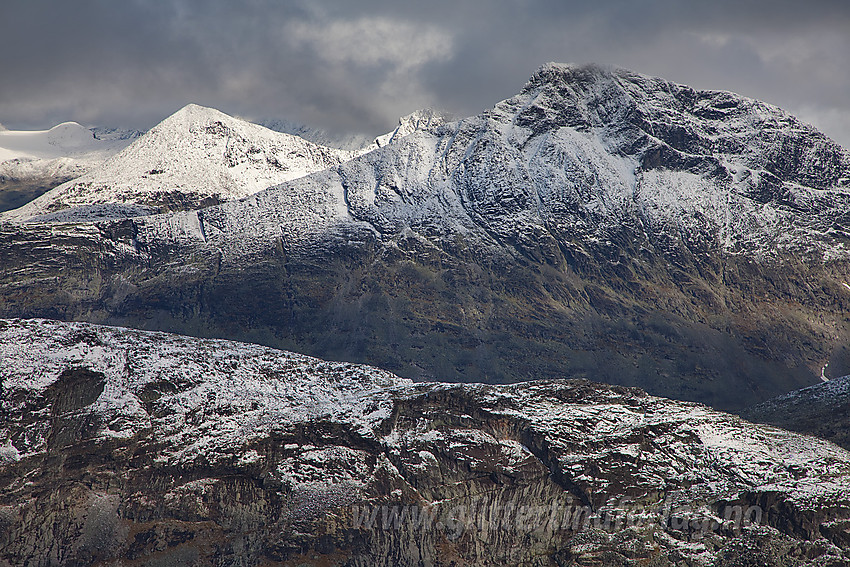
left=2, top=104, right=365, bottom=222
left=371, top=107, right=454, bottom=149
left=1, top=318, right=849, bottom=566
left=2, top=64, right=850, bottom=411
left=260, top=108, right=453, bottom=152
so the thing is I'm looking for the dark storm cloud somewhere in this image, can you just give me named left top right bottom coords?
left=1, top=0, right=848, bottom=147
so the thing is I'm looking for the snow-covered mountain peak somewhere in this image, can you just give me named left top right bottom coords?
left=461, top=62, right=850, bottom=257
left=2, top=104, right=367, bottom=222
left=0, top=122, right=138, bottom=209
left=138, top=103, right=284, bottom=150
left=172, top=102, right=211, bottom=116
left=151, top=103, right=233, bottom=132
left=44, top=121, right=94, bottom=148
left=0, top=121, right=111, bottom=162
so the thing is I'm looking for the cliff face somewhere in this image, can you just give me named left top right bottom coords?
left=2, top=65, right=850, bottom=410
left=2, top=319, right=849, bottom=566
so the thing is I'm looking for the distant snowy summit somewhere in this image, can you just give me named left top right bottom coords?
left=0, top=122, right=141, bottom=211
left=0, top=121, right=141, bottom=165
left=1, top=105, right=362, bottom=221
left=2, top=122, right=108, bottom=162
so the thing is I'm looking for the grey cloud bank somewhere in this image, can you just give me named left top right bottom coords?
left=1, top=0, right=848, bottom=148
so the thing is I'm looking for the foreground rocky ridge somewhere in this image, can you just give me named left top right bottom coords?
left=2, top=64, right=850, bottom=410
left=1, top=318, right=849, bottom=566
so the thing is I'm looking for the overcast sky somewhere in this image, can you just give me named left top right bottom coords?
left=1, top=0, right=848, bottom=147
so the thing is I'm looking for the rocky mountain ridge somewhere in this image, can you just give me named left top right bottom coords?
left=1, top=318, right=849, bottom=566
left=2, top=64, right=850, bottom=411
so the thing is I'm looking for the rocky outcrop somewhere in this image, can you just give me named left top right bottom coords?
left=1, top=318, right=849, bottom=566
left=371, top=108, right=453, bottom=148
left=1, top=65, right=850, bottom=411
